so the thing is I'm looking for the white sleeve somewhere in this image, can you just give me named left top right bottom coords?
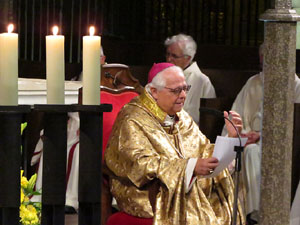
left=185, top=158, right=198, bottom=193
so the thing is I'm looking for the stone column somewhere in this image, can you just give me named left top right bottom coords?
left=259, top=1, right=300, bottom=225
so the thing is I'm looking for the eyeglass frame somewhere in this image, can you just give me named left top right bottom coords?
left=163, top=85, right=191, bottom=95
left=165, top=51, right=189, bottom=59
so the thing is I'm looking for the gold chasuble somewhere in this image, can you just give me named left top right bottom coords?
left=104, top=90, right=245, bottom=225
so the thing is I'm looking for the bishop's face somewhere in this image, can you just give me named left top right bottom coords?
left=151, top=67, right=187, bottom=115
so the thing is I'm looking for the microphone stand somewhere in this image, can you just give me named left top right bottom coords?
left=199, top=107, right=243, bottom=225
left=232, top=140, right=243, bottom=225
left=224, top=117, right=243, bottom=225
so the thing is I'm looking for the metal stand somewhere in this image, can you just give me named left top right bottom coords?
left=232, top=145, right=244, bottom=225
left=0, top=105, right=31, bottom=225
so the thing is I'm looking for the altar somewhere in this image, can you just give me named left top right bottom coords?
left=18, top=78, right=82, bottom=105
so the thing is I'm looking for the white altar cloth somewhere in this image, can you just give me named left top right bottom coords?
left=18, top=78, right=82, bottom=105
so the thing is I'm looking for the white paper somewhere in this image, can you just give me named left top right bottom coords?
left=204, top=136, right=247, bottom=178
left=185, top=158, right=198, bottom=193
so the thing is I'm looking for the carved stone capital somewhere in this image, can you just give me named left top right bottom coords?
left=260, top=8, right=300, bottom=22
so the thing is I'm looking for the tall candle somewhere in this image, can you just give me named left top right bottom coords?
left=46, top=26, right=65, bottom=104
left=82, top=26, right=101, bottom=105
left=0, top=24, right=18, bottom=106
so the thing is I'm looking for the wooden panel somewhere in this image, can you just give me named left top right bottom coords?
left=199, top=97, right=234, bottom=143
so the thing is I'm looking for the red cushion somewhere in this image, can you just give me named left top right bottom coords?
left=106, top=212, right=153, bottom=225
left=101, top=91, right=139, bottom=158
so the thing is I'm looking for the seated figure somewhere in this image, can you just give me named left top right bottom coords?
left=164, top=33, right=216, bottom=124
left=104, top=63, right=245, bottom=225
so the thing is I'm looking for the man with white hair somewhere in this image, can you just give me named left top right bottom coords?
left=165, top=34, right=216, bottom=124
left=104, top=63, right=245, bottom=225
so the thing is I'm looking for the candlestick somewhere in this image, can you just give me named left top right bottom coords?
left=46, top=26, right=65, bottom=104
left=0, top=24, right=18, bottom=105
left=82, top=26, right=101, bottom=105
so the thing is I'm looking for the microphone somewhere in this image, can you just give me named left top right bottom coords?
left=200, top=107, right=224, bottom=118
left=199, top=107, right=241, bottom=145
left=199, top=107, right=243, bottom=225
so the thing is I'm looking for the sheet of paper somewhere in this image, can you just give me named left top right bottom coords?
left=204, top=136, right=247, bottom=178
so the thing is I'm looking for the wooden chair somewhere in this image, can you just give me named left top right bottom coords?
left=101, top=64, right=144, bottom=94
left=78, top=63, right=143, bottom=224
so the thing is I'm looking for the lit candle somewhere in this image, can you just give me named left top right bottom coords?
left=0, top=24, right=18, bottom=105
left=46, top=26, right=65, bottom=104
left=82, top=26, right=101, bottom=105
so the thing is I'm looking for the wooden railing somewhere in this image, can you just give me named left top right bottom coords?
left=0, top=104, right=112, bottom=225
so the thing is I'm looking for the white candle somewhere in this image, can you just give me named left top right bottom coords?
left=46, top=26, right=65, bottom=104
left=82, top=26, right=101, bottom=105
left=0, top=24, right=18, bottom=106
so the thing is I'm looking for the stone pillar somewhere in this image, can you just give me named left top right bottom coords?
left=259, top=1, right=300, bottom=225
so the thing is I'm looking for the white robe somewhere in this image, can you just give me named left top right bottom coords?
left=31, top=112, right=80, bottom=210
left=183, top=62, right=216, bottom=124
left=222, top=73, right=300, bottom=219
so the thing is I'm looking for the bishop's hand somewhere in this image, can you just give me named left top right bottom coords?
left=224, top=111, right=243, bottom=137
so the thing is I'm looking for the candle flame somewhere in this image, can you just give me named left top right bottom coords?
left=7, top=24, right=14, bottom=33
left=89, top=26, right=95, bottom=36
left=52, top=26, right=59, bottom=35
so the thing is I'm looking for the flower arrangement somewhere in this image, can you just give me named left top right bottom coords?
left=19, top=124, right=42, bottom=225
left=20, top=170, right=41, bottom=225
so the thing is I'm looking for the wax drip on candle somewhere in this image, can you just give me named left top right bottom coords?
left=8, top=24, right=14, bottom=33
left=52, top=26, right=59, bottom=35
left=89, top=26, right=95, bottom=36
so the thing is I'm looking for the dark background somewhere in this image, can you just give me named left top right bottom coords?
left=0, top=0, right=273, bottom=81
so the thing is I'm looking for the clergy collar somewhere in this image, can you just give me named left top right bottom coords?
left=164, top=114, right=176, bottom=126
left=139, top=89, right=179, bottom=124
